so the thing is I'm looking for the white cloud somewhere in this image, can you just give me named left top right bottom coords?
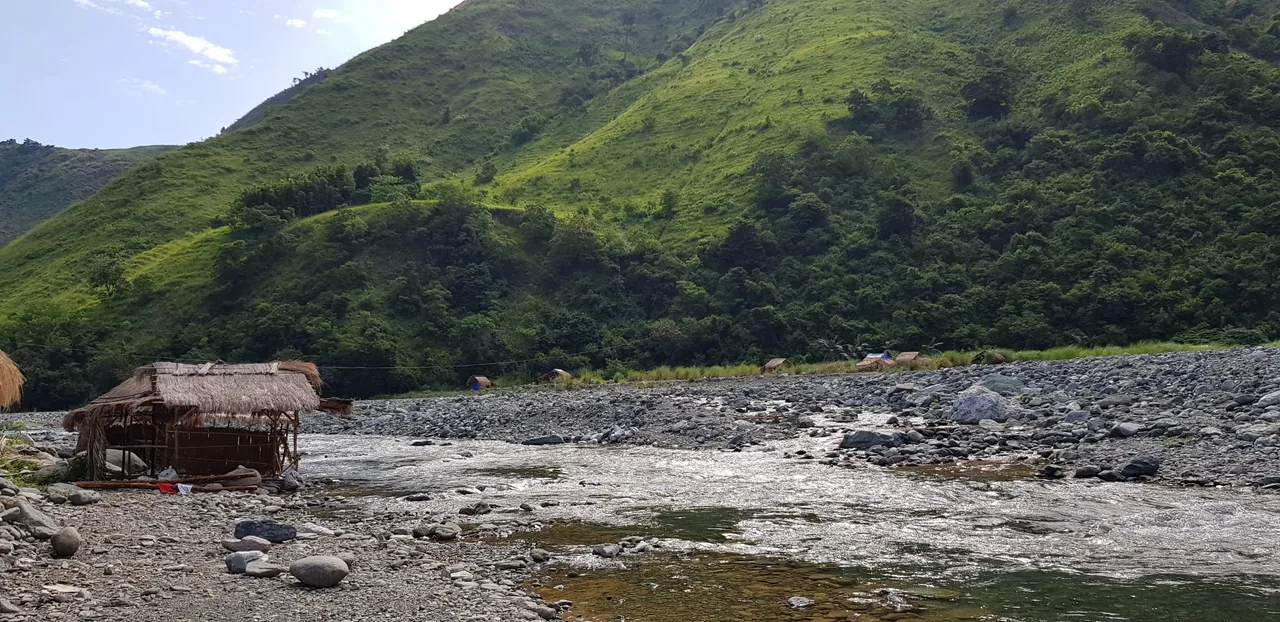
left=148, top=28, right=238, bottom=65
left=312, top=8, right=352, bottom=22
left=286, top=18, right=306, bottom=28
left=316, top=28, right=332, bottom=36
left=187, top=60, right=229, bottom=75
left=120, top=0, right=150, bottom=9
left=70, top=0, right=124, bottom=16
left=117, top=78, right=167, bottom=97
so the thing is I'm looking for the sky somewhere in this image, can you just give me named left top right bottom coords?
left=0, top=0, right=464, bottom=149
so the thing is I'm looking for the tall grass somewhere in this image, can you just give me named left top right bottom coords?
left=560, top=341, right=1246, bottom=387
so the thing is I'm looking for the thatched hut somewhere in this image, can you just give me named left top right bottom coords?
left=538, top=369, right=573, bottom=384
left=0, top=350, right=24, bottom=409
left=467, top=375, right=494, bottom=390
left=760, top=358, right=792, bottom=374
left=855, top=353, right=898, bottom=373
left=63, top=361, right=341, bottom=481
left=895, top=352, right=931, bottom=369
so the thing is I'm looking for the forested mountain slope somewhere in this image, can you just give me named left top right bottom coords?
left=0, top=140, right=172, bottom=245
left=4, top=0, right=1280, bottom=408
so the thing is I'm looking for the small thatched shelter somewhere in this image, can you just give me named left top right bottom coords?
left=855, top=353, right=898, bottom=373
left=895, top=352, right=931, bottom=369
left=760, top=358, right=792, bottom=374
left=64, top=361, right=342, bottom=481
left=467, top=375, right=494, bottom=390
left=538, top=369, right=573, bottom=384
left=0, top=350, right=24, bottom=409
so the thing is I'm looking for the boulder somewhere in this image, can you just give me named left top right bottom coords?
left=1119, top=457, right=1160, bottom=479
left=529, top=548, right=552, bottom=563
left=3, top=499, right=59, bottom=539
left=225, top=551, right=266, bottom=574
left=592, top=544, right=621, bottom=559
left=976, top=374, right=1027, bottom=396
left=289, top=555, right=350, bottom=588
left=244, top=560, right=285, bottom=578
left=521, top=435, right=566, bottom=446
left=30, top=461, right=70, bottom=485
left=234, top=520, right=296, bottom=543
left=46, top=484, right=100, bottom=506
left=787, top=596, right=816, bottom=609
left=951, top=386, right=1019, bottom=424
left=1258, top=390, right=1280, bottom=409
left=1074, top=466, right=1101, bottom=479
left=50, top=527, right=82, bottom=558
left=431, top=522, right=461, bottom=541
left=1110, top=422, right=1143, bottom=438
left=104, top=449, right=148, bottom=474
left=838, top=429, right=906, bottom=450
left=222, top=536, right=272, bottom=552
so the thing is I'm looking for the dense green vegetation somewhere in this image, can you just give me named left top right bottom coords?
left=3, top=0, right=1280, bottom=409
left=0, top=140, right=172, bottom=245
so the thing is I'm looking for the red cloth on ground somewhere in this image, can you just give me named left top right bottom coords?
left=157, top=483, right=178, bottom=495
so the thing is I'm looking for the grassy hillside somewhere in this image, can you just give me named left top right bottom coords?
left=3, top=0, right=1280, bottom=408
left=0, top=140, right=173, bottom=245
left=220, top=69, right=330, bottom=135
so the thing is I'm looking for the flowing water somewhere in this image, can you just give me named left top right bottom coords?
left=300, top=432, right=1280, bottom=621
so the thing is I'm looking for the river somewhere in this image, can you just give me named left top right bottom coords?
left=299, top=430, right=1280, bottom=621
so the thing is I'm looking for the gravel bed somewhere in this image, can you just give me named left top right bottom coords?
left=306, top=348, right=1280, bottom=487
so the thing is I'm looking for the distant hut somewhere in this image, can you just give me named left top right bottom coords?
left=895, top=352, right=931, bottom=369
left=0, top=350, right=24, bottom=409
left=467, top=375, right=494, bottom=390
left=760, top=358, right=793, bottom=375
left=538, top=369, right=573, bottom=384
left=63, top=361, right=347, bottom=481
left=855, top=353, right=897, bottom=373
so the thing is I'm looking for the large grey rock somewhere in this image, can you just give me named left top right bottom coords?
left=788, top=596, right=816, bottom=609
left=0, top=598, right=20, bottom=614
left=521, top=435, right=565, bottom=446
left=1119, top=457, right=1160, bottom=479
left=431, top=522, right=461, bottom=541
left=30, top=461, right=70, bottom=485
left=1258, top=390, right=1280, bottom=409
left=529, top=548, right=552, bottom=563
left=289, top=555, right=350, bottom=588
left=225, top=550, right=266, bottom=574
left=104, top=449, right=148, bottom=474
left=3, top=499, right=59, bottom=539
left=951, top=386, right=1019, bottom=424
left=976, top=374, right=1027, bottom=396
left=46, top=484, right=100, bottom=506
left=234, top=520, right=296, bottom=543
left=592, top=544, right=621, bottom=559
left=244, top=560, right=285, bottom=578
left=838, top=429, right=906, bottom=450
left=50, top=526, right=82, bottom=558
left=222, top=536, right=272, bottom=552
left=1111, top=422, right=1143, bottom=438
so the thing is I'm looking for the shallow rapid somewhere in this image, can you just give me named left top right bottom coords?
left=301, top=430, right=1280, bottom=621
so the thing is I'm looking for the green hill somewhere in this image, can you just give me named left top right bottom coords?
left=3, top=0, right=1280, bottom=408
left=0, top=140, right=173, bottom=245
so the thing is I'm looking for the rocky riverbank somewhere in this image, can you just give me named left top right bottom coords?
left=0, top=478, right=570, bottom=622
left=305, top=348, right=1280, bottom=488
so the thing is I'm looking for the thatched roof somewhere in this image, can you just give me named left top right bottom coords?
left=467, top=375, right=494, bottom=389
left=0, top=350, right=23, bottom=409
left=65, top=361, right=324, bottom=431
left=539, top=369, right=573, bottom=383
left=762, top=358, right=791, bottom=372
